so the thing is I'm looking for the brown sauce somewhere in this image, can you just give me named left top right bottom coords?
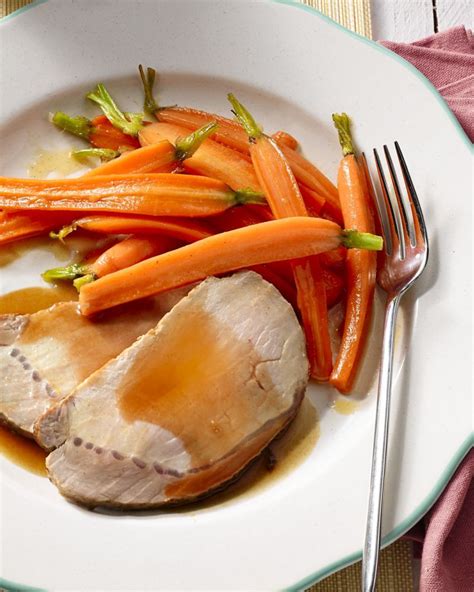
left=0, top=424, right=47, bottom=477
left=118, top=309, right=271, bottom=467
left=0, top=285, right=78, bottom=315
left=174, top=397, right=320, bottom=510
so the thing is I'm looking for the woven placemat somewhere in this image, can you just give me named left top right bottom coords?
left=0, top=1, right=414, bottom=591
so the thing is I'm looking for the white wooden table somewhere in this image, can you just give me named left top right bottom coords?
left=372, top=0, right=473, bottom=41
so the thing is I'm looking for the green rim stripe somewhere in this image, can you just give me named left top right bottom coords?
left=0, top=2, right=472, bottom=591
left=0, top=0, right=47, bottom=23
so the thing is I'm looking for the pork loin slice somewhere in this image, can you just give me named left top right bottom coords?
left=35, top=272, right=309, bottom=509
left=0, top=290, right=185, bottom=438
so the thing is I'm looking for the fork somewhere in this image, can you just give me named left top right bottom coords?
left=360, top=143, right=429, bottom=592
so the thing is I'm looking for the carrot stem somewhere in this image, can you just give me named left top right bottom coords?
left=174, top=122, right=218, bottom=160
left=86, top=84, right=144, bottom=137
left=72, top=148, right=119, bottom=162
left=139, top=65, right=160, bottom=114
left=332, top=113, right=354, bottom=157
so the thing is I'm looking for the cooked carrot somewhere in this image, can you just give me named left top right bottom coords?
left=83, top=122, right=218, bottom=176
left=0, top=211, right=73, bottom=246
left=272, top=130, right=299, bottom=150
left=329, top=113, right=377, bottom=394
left=43, top=235, right=176, bottom=287
left=298, top=184, right=326, bottom=217
left=0, top=174, right=265, bottom=217
left=322, top=267, right=345, bottom=308
left=319, top=245, right=347, bottom=269
left=229, top=94, right=334, bottom=381
left=139, top=122, right=260, bottom=192
left=139, top=66, right=339, bottom=207
left=79, top=217, right=382, bottom=316
left=51, top=113, right=140, bottom=151
left=52, top=215, right=213, bottom=243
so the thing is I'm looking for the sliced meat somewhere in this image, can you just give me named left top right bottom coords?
left=0, top=290, right=186, bottom=439
left=35, top=271, right=308, bottom=509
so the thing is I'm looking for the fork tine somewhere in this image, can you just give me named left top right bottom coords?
left=395, top=142, right=429, bottom=249
left=383, top=145, right=411, bottom=255
left=373, top=148, right=399, bottom=254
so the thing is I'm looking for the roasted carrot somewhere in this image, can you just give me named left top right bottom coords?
left=0, top=174, right=265, bottom=217
left=322, top=267, right=345, bottom=308
left=0, top=211, right=73, bottom=246
left=272, top=130, right=299, bottom=151
left=79, top=217, right=382, bottom=316
left=139, top=65, right=340, bottom=211
left=52, top=215, right=213, bottom=243
left=139, top=122, right=260, bottom=192
left=43, top=235, right=176, bottom=288
left=229, top=94, right=334, bottom=381
left=329, top=113, right=377, bottom=394
left=51, top=113, right=140, bottom=151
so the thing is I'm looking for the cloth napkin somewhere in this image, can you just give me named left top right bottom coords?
left=379, top=26, right=474, bottom=592
left=380, top=26, right=474, bottom=141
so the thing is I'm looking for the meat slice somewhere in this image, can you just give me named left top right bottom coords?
left=35, top=272, right=309, bottom=509
left=0, top=290, right=185, bottom=439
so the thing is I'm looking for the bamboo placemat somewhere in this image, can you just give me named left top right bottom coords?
left=1, top=1, right=413, bottom=591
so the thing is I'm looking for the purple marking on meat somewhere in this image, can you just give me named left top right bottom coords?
left=73, top=437, right=82, bottom=446
left=18, top=355, right=26, bottom=363
left=132, top=457, right=146, bottom=469
left=94, top=447, right=103, bottom=454
left=10, top=348, right=19, bottom=357
left=112, top=451, right=124, bottom=460
left=31, top=370, right=41, bottom=382
left=85, top=442, right=93, bottom=450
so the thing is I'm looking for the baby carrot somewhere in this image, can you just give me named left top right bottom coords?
left=79, top=217, right=382, bottom=316
left=0, top=174, right=265, bottom=217
left=298, top=184, right=326, bottom=217
left=139, top=122, right=260, bottom=192
left=329, top=113, right=377, bottom=394
left=83, top=122, right=218, bottom=176
left=229, top=94, right=333, bottom=381
left=51, top=113, right=140, bottom=151
left=272, top=130, right=299, bottom=150
left=43, top=235, right=176, bottom=287
left=0, top=211, right=73, bottom=246
left=52, top=215, right=213, bottom=243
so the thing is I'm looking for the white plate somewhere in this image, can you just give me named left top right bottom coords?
left=0, top=1, right=471, bottom=590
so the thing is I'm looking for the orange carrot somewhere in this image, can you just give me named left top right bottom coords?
left=329, top=114, right=377, bottom=394
left=78, top=216, right=382, bottom=316
left=272, top=130, right=299, bottom=150
left=43, top=235, right=176, bottom=287
left=53, top=215, right=213, bottom=243
left=51, top=113, right=140, bottom=151
left=319, top=245, right=347, bottom=269
left=0, top=211, right=73, bottom=246
left=298, top=184, right=326, bottom=217
left=229, top=94, right=334, bottom=381
left=322, top=267, right=345, bottom=308
left=139, top=122, right=260, bottom=192
left=139, top=66, right=340, bottom=211
left=0, top=174, right=265, bottom=217
left=81, top=121, right=218, bottom=176
left=82, top=141, right=179, bottom=176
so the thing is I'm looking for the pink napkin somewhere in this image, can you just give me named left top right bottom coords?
left=380, top=26, right=474, bottom=140
left=379, top=25, right=474, bottom=592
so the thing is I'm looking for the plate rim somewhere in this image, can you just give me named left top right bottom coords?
left=0, top=1, right=472, bottom=590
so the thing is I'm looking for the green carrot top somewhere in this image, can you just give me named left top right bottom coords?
left=332, top=112, right=355, bottom=157
left=227, top=93, right=263, bottom=141
left=86, top=84, right=144, bottom=137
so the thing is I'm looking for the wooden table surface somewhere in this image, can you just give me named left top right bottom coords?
left=372, top=0, right=473, bottom=41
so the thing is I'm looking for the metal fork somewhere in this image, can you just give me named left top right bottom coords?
left=360, top=143, right=429, bottom=592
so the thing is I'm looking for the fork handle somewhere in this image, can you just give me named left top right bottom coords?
left=362, top=294, right=401, bottom=592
